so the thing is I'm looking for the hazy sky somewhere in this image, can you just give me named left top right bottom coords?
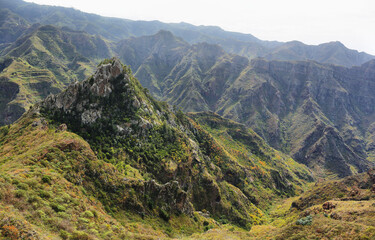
left=25, top=0, right=375, bottom=54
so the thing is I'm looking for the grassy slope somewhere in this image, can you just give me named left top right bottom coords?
left=188, top=170, right=375, bottom=239
left=0, top=113, right=214, bottom=239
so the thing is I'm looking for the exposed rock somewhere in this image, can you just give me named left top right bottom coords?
left=81, top=109, right=102, bottom=124
left=132, top=98, right=141, bottom=108
left=144, top=180, right=193, bottom=215
left=322, top=201, right=336, bottom=210
left=330, top=212, right=341, bottom=220
left=56, top=123, right=67, bottom=132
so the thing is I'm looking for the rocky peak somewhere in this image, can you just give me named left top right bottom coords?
left=40, top=58, right=126, bottom=114
left=90, top=58, right=123, bottom=97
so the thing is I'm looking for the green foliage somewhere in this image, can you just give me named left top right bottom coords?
left=296, top=215, right=313, bottom=226
left=50, top=203, right=66, bottom=212
left=41, top=175, right=52, bottom=184
left=82, top=210, right=94, bottom=218
left=159, top=208, right=170, bottom=222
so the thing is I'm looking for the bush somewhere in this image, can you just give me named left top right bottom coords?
left=82, top=210, right=94, bottom=218
left=159, top=209, right=170, bottom=221
left=296, top=215, right=313, bottom=226
left=50, top=202, right=66, bottom=212
left=38, top=190, right=51, bottom=199
left=60, top=230, right=70, bottom=240
left=15, top=189, right=26, bottom=198
left=42, top=175, right=52, bottom=184
left=71, top=230, right=91, bottom=240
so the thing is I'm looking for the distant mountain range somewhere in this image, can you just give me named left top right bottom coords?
left=1, top=0, right=373, bottom=67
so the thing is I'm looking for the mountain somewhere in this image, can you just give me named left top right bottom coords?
left=1, top=58, right=375, bottom=240
left=217, top=59, right=375, bottom=178
left=0, top=58, right=313, bottom=238
left=115, top=32, right=375, bottom=178
left=1, top=0, right=373, bottom=67
left=263, top=40, right=374, bottom=67
left=1, top=18, right=374, bottom=178
left=0, top=24, right=111, bottom=125
left=0, top=8, right=30, bottom=50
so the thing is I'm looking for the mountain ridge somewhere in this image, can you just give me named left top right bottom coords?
left=1, top=0, right=373, bottom=67
left=114, top=32, right=375, bottom=178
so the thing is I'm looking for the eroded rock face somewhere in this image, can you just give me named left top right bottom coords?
left=217, top=59, right=375, bottom=177
left=42, top=58, right=121, bottom=111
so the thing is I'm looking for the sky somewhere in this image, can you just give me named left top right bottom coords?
left=25, top=0, right=375, bottom=54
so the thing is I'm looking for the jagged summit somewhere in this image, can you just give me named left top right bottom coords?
left=39, top=57, right=159, bottom=129
left=42, top=57, right=124, bottom=111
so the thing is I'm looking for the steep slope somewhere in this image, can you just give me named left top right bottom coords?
left=216, top=59, right=375, bottom=178
left=2, top=0, right=373, bottom=67
left=117, top=32, right=249, bottom=112
left=189, top=112, right=313, bottom=205
left=0, top=24, right=111, bottom=125
left=30, top=57, right=312, bottom=230
left=116, top=32, right=375, bottom=178
left=0, top=8, right=30, bottom=50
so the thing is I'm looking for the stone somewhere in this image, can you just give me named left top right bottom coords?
left=322, top=201, right=336, bottom=210
left=56, top=123, right=67, bottom=132
left=330, top=212, right=341, bottom=220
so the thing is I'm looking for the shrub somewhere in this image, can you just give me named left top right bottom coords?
left=159, top=209, right=170, bottom=221
left=50, top=202, right=66, bottom=212
left=42, top=175, right=52, bottom=184
left=82, top=210, right=94, bottom=218
left=17, top=182, right=29, bottom=190
left=296, top=215, right=313, bottom=226
left=60, top=230, right=70, bottom=240
left=71, top=230, right=91, bottom=240
left=15, top=189, right=26, bottom=198
left=38, top=190, right=51, bottom=199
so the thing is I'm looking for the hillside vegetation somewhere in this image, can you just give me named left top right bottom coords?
left=0, top=58, right=313, bottom=239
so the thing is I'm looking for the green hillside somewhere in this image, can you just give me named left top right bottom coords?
left=0, top=58, right=314, bottom=239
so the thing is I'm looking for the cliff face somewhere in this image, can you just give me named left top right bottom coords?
left=116, top=32, right=375, bottom=178
left=217, top=59, right=375, bottom=177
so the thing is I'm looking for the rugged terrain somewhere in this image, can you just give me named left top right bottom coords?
left=116, top=31, right=375, bottom=178
left=1, top=0, right=375, bottom=239
left=1, top=1, right=375, bottom=178
left=0, top=58, right=313, bottom=239
left=0, top=24, right=111, bottom=125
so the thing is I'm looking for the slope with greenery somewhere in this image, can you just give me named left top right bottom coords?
left=116, top=32, right=375, bottom=178
left=0, top=24, right=112, bottom=125
left=0, top=58, right=314, bottom=238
